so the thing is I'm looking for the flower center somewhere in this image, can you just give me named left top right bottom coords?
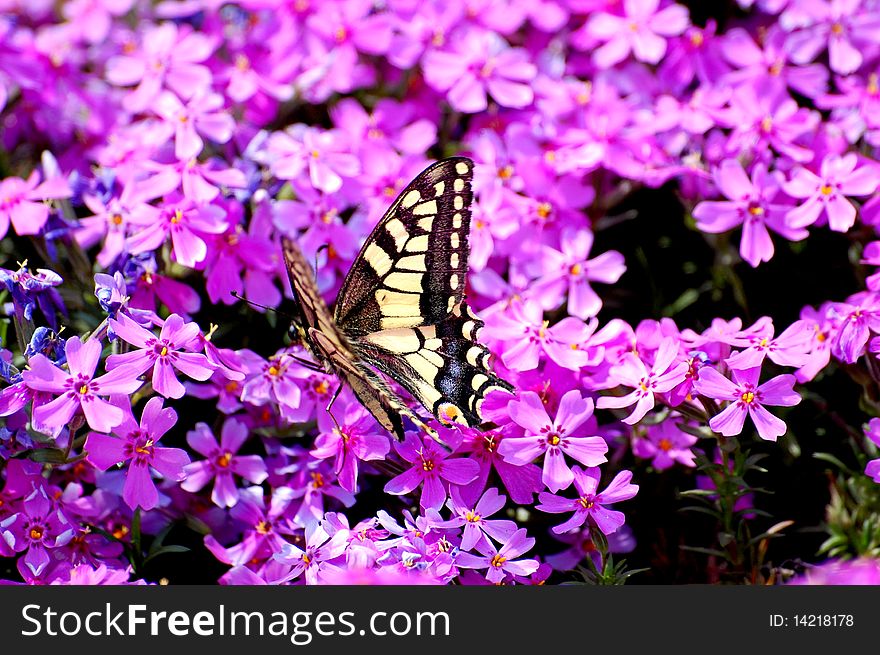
left=578, top=497, right=594, bottom=509
left=658, top=438, right=673, bottom=452
left=170, top=209, right=183, bottom=225
left=536, top=202, right=552, bottom=220
left=216, top=452, right=232, bottom=468
left=490, top=554, right=507, bottom=568
left=311, top=472, right=325, bottom=488
left=29, top=526, right=44, bottom=541
left=256, top=520, right=272, bottom=535
left=547, top=433, right=561, bottom=446
left=497, top=165, right=513, bottom=180
left=465, top=511, right=481, bottom=523
left=135, top=439, right=155, bottom=456
left=422, top=458, right=435, bottom=472
left=741, top=391, right=755, bottom=404
left=78, top=384, right=89, bottom=395
left=570, top=263, right=583, bottom=276
left=831, top=22, right=844, bottom=36
left=820, top=184, right=833, bottom=196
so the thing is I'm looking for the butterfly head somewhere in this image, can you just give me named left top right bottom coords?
left=288, top=320, right=308, bottom=347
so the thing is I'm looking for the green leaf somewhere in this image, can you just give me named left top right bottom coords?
left=143, top=545, right=190, bottom=567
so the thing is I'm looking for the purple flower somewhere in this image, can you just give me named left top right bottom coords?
left=584, top=0, right=690, bottom=67
left=694, top=366, right=801, bottom=441
left=787, top=0, right=880, bottom=75
left=430, top=487, right=518, bottom=551
left=152, top=90, right=235, bottom=161
left=531, top=229, right=626, bottom=319
left=783, top=153, right=880, bottom=232
left=725, top=318, right=813, bottom=369
left=423, top=29, right=536, bottom=113
left=384, top=432, right=480, bottom=511
left=632, top=420, right=698, bottom=470
left=106, top=313, right=214, bottom=399
left=864, top=418, right=880, bottom=483
left=127, top=201, right=228, bottom=268
left=274, top=520, right=349, bottom=585
left=84, top=396, right=190, bottom=510
left=455, top=528, right=539, bottom=583
left=22, top=336, right=143, bottom=433
left=265, top=126, right=360, bottom=194
left=536, top=467, right=639, bottom=534
left=597, top=337, right=689, bottom=425
left=181, top=419, right=268, bottom=508
left=694, top=160, right=807, bottom=267
left=0, top=171, right=71, bottom=238
left=311, top=403, right=390, bottom=494
left=499, top=390, right=608, bottom=492
left=105, top=22, right=214, bottom=111
left=0, top=486, right=75, bottom=577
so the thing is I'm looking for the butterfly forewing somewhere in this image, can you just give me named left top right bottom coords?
left=281, top=156, right=512, bottom=441
left=334, top=157, right=474, bottom=336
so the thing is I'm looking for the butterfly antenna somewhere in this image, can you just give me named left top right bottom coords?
left=230, top=291, right=295, bottom=321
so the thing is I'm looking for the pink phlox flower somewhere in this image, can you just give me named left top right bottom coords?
left=181, top=418, right=268, bottom=508
left=632, top=419, right=698, bottom=469
left=22, top=336, right=143, bottom=433
left=83, top=395, right=190, bottom=510
left=596, top=337, right=689, bottom=425
left=422, top=28, right=536, bottom=113
left=582, top=0, right=690, bottom=68
left=693, top=159, right=806, bottom=267
left=536, top=466, right=639, bottom=535
left=384, top=432, right=480, bottom=511
left=0, top=485, right=75, bottom=577
left=786, top=0, right=880, bottom=75
left=0, top=170, right=72, bottom=238
left=530, top=228, right=625, bottom=319
left=725, top=318, right=814, bottom=369
left=428, top=487, right=518, bottom=551
left=106, top=312, right=215, bottom=399
left=274, top=518, right=350, bottom=585
left=105, top=22, right=215, bottom=111
left=783, top=153, right=880, bottom=232
left=499, top=390, right=608, bottom=493
left=311, top=403, right=390, bottom=494
left=454, top=527, right=539, bottom=583
left=828, top=295, right=880, bottom=363
left=152, top=89, right=235, bottom=161
left=693, top=366, right=801, bottom=441
left=264, top=125, right=360, bottom=194
left=127, top=200, right=228, bottom=268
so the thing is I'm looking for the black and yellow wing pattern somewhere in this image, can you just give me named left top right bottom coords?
left=282, top=156, right=513, bottom=440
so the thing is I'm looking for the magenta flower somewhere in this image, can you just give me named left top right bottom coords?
left=62, top=0, right=134, bottom=44
left=265, top=126, right=360, bottom=194
left=0, top=171, right=71, bottom=238
left=830, top=296, right=880, bottom=363
left=0, top=486, right=75, bottom=577
left=127, top=201, right=228, bottom=268
left=105, top=22, right=214, bottom=111
left=152, top=90, right=235, bottom=161
left=783, top=153, right=880, bottom=232
left=584, top=0, right=690, bottom=67
left=384, top=432, right=480, bottom=511
left=725, top=319, right=813, bottom=369
left=488, top=300, right=596, bottom=372
left=693, top=160, right=806, bottom=267
left=455, top=528, right=539, bottom=583
left=694, top=366, right=801, bottom=441
left=864, top=418, right=880, bottom=483
left=499, top=390, right=608, bottom=492
left=531, top=229, right=626, bottom=319
left=536, top=467, right=639, bottom=535
left=106, top=313, right=214, bottom=399
left=423, top=29, right=536, bottom=113
left=84, top=396, right=190, bottom=510
left=430, top=487, right=518, bottom=551
left=787, top=0, right=880, bottom=75
left=311, top=404, right=390, bottom=494
left=274, top=521, right=349, bottom=585
left=632, top=420, right=698, bottom=470
left=597, top=337, right=689, bottom=425
left=21, top=336, right=143, bottom=433
left=180, top=419, right=268, bottom=508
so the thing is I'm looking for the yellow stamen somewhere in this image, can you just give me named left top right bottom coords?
left=490, top=554, right=507, bottom=568
left=741, top=391, right=755, bottom=404
left=216, top=453, right=232, bottom=468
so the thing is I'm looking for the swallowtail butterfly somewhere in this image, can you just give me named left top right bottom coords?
left=281, top=156, right=513, bottom=440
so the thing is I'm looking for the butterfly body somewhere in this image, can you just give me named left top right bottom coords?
left=282, top=156, right=513, bottom=440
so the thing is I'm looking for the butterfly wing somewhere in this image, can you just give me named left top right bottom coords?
left=334, top=157, right=474, bottom=336
left=281, top=235, right=338, bottom=339
left=352, top=301, right=513, bottom=429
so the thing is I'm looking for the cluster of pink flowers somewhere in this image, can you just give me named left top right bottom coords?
left=1, top=0, right=880, bottom=585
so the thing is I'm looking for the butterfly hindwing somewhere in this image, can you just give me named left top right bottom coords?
left=334, top=157, right=474, bottom=337
left=352, top=302, right=513, bottom=428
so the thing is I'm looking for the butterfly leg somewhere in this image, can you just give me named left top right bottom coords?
left=325, top=381, right=345, bottom=434
left=284, top=353, right=325, bottom=373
